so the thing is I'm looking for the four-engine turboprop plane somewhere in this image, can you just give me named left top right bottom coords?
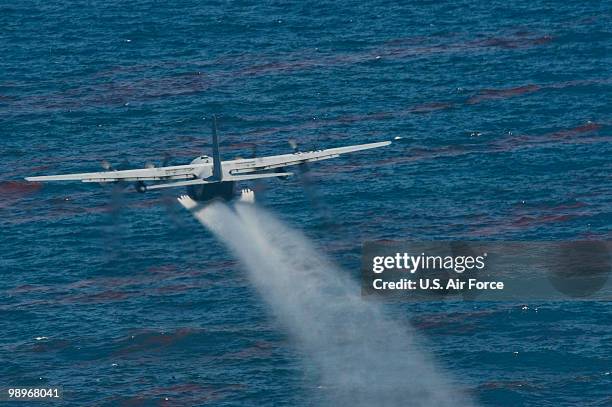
left=25, top=117, right=391, bottom=202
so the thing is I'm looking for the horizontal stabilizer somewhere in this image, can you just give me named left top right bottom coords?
left=226, top=172, right=293, bottom=182
left=146, top=172, right=294, bottom=191
left=146, top=179, right=214, bottom=190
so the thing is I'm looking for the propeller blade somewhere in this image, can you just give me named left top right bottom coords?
left=161, top=152, right=171, bottom=167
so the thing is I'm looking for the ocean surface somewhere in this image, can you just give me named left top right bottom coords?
left=1, top=1, right=611, bottom=405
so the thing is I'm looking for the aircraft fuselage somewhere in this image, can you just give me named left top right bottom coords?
left=187, top=181, right=235, bottom=202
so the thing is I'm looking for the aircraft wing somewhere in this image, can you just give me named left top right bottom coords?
left=24, top=138, right=391, bottom=189
left=224, top=140, right=391, bottom=175
left=25, top=164, right=204, bottom=183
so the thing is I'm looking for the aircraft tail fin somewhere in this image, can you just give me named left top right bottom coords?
left=211, top=115, right=223, bottom=181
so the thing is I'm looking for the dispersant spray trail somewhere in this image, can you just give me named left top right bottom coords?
left=179, top=196, right=473, bottom=407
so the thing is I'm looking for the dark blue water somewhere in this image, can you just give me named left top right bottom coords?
left=1, top=1, right=611, bottom=405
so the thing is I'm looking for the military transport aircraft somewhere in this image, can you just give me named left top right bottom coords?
left=25, top=117, right=391, bottom=203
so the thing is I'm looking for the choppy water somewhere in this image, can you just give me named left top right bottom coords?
left=1, top=1, right=611, bottom=405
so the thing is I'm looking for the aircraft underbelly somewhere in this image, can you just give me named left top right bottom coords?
left=187, top=181, right=235, bottom=202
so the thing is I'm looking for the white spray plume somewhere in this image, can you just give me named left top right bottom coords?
left=179, top=196, right=473, bottom=406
